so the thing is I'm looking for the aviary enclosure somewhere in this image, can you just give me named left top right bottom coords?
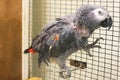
left=23, top=0, right=120, bottom=80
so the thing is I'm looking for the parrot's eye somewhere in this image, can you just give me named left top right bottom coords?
left=98, top=11, right=102, bottom=14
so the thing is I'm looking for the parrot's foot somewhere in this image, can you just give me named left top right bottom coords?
left=85, top=49, right=93, bottom=57
left=86, top=37, right=104, bottom=49
left=88, top=50, right=93, bottom=57
left=84, top=37, right=104, bottom=57
left=86, top=45, right=102, bottom=57
left=59, top=72, right=71, bottom=79
left=59, top=67, right=71, bottom=79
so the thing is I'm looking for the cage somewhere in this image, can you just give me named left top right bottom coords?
left=22, top=0, right=120, bottom=80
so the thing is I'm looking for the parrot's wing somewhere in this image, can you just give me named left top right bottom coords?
left=47, top=23, right=75, bottom=57
left=31, top=20, right=65, bottom=48
left=31, top=18, right=76, bottom=65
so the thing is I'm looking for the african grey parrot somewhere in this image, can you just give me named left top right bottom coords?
left=24, top=5, right=112, bottom=78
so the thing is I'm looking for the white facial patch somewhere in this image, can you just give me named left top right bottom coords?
left=92, top=8, right=108, bottom=22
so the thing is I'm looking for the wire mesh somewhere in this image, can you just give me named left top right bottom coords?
left=29, top=0, right=120, bottom=80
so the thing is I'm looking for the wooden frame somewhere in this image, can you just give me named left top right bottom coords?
left=22, top=0, right=31, bottom=79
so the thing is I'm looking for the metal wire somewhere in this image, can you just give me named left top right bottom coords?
left=30, top=0, right=120, bottom=80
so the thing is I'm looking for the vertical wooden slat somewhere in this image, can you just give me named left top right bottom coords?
left=0, top=0, right=22, bottom=80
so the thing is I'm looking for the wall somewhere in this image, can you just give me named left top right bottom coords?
left=0, top=0, right=22, bottom=80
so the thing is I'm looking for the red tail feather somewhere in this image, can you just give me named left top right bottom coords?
left=28, top=48, right=36, bottom=54
left=24, top=48, right=36, bottom=54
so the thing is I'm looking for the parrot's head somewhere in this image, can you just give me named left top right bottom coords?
left=75, top=5, right=113, bottom=32
left=89, top=7, right=112, bottom=30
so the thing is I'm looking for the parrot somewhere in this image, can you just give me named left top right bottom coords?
left=24, top=5, right=112, bottom=78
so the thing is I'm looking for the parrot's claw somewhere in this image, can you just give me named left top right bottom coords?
left=93, top=45, right=101, bottom=48
left=59, top=68, right=71, bottom=79
left=98, top=37, right=104, bottom=40
left=84, top=37, right=104, bottom=57
left=88, top=52, right=93, bottom=57
left=59, top=72, right=71, bottom=79
left=86, top=50, right=93, bottom=57
left=88, top=45, right=101, bottom=57
left=86, top=37, right=104, bottom=49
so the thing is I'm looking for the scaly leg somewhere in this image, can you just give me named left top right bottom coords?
left=56, top=57, right=71, bottom=79
left=56, top=50, right=74, bottom=79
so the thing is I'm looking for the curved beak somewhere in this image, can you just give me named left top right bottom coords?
left=100, top=16, right=112, bottom=30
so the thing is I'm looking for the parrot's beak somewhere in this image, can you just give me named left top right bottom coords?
left=100, top=16, right=112, bottom=30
